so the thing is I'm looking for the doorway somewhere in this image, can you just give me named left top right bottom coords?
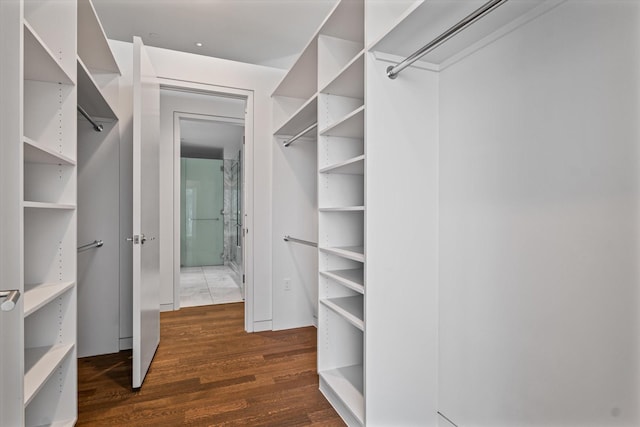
left=178, top=115, right=245, bottom=307
left=155, top=82, right=255, bottom=329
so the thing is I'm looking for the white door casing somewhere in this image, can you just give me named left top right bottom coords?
left=132, top=36, right=161, bottom=389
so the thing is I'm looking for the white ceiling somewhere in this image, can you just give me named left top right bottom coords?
left=92, top=0, right=338, bottom=68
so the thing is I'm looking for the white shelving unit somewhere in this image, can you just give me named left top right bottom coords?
left=272, top=0, right=366, bottom=423
left=21, top=0, right=78, bottom=425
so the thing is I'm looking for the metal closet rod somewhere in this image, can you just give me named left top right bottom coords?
left=78, top=239, right=104, bottom=251
left=284, top=123, right=317, bottom=147
left=386, top=0, right=509, bottom=79
left=283, top=235, right=318, bottom=248
left=77, top=105, right=104, bottom=132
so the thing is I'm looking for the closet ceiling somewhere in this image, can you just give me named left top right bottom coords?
left=92, top=0, right=338, bottom=68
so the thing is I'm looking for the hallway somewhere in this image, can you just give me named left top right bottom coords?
left=77, top=304, right=343, bottom=426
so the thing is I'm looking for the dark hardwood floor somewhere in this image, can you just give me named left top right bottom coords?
left=77, top=303, right=345, bottom=426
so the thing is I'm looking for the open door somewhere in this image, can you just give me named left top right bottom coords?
left=132, top=36, right=161, bottom=389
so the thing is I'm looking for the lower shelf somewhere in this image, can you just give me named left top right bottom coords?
left=24, top=344, right=74, bottom=406
left=34, top=418, right=77, bottom=427
left=320, top=296, right=364, bottom=331
left=319, top=365, right=364, bottom=426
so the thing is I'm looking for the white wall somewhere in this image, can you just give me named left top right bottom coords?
left=159, top=90, right=245, bottom=309
left=439, top=2, right=639, bottom=426
left=77, top=118, right=120, bottom=357
left=272, top=136, right=318, bottom=330
left=112, top=40, right=285, bottom=336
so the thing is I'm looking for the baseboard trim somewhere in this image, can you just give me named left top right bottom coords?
left=119, top=337, right=133, bottom=350
left=252, top=320, right=272, bottom=332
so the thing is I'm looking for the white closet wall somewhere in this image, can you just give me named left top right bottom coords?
left=366, top=0, right=640, bottom=425
left=437, top=2, right=639, bottom=425
left=76, top=0, right=121, bottom=358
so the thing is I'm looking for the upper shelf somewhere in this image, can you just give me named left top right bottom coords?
left=272, top=0, right=364, bottom=98
left=24, top=22, right=74, bottom=85
left=369, top=0, right=554, bottom=68
left=274, top=95, right=318, bottom=137
left=77, top=0, right=120, bottom=74
left=319, top=0, right=364, bottom=44
left=77, top=57, right=118, bottom=120
left=320, top=51, right=364, bottom=99
left=320, top=106, right=364, bottom=139
left=272, top=38, right=318, bottom=99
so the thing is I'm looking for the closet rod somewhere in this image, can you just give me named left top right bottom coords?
left=386, top=0, right=509, bottom=79
left=78, top=239, right=104, bottom=251
left=284, top=123, right=317, bottom=147
left=284, top=235, right=318, bottom=248
left=77, top=105, right=104, bottom=132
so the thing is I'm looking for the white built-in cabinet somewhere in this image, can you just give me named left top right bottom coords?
left=0, top=0, right=119, bottom=424
left=277, top=0, right=640, bottom=426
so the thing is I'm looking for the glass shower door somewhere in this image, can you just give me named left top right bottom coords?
left=181, top=157, right=224, bottom=267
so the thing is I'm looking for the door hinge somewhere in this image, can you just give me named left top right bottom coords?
left=242, top=274, right=245, bottom=284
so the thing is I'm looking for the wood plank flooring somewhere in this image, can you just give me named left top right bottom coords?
left=77, top=303, right=345, bottom=426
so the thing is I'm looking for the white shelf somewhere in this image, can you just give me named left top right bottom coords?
left=319, top=0, right=364, bottom=44
left=77, top=57, right=118, bottom=120
left=24, top=282, right=75, bottom=318
left=320, top=246, right=364, bottom=263
left=321, top=296, right=364, bottom=330
left=320, top=365, right=364, bottom=425
left=272, top=38, right=318, bottom=98
left=369, top=0, right=551, bottom=68
left=320, top=155, right=364, bottom=175
left=24, top=344, right=74, bottom=406
left=77, top=0, right=120, bottom=74
left=319, top=206, right=364, bottom=212
left=320, top=106, right=364, bottom=138
left=24, top=137, right=76, bottom=166
left=274, top=95, right=318, bottom=137
left=320, top=51, right=364, bottom=99
left=320, top=268, right=364, bottom=294
left=23, top=201, right=76, bottom=210
left=23, top=22, right=74, bottom=85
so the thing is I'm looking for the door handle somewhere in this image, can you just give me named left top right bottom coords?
left=126, top=234, right=155, bottom=244
left=0, top=290, right=20, bottom=312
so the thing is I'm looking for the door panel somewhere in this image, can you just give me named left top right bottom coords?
left=181, top=158, right=224, bottom=267
left=132, top=36, right=160, bottom=389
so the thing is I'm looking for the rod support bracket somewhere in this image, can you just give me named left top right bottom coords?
left=386, top=65, right=398, bottom=80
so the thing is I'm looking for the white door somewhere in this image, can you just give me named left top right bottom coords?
left=132, top=36, right=161, bottom=389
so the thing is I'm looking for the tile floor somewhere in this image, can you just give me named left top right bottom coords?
left=180, top=265, right=243, bottom=308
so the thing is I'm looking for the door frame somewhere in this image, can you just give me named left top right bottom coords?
left=160, top=79, right=255, bottom=331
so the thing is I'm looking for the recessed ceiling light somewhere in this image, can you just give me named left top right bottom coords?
left=195, top=42, right=203, bottom=47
